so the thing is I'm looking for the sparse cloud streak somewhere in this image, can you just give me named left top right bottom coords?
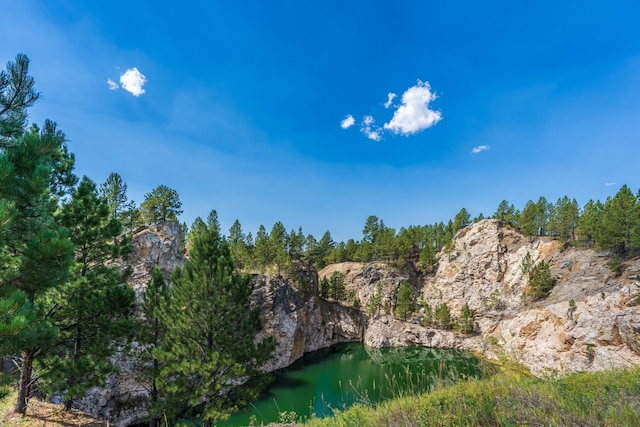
left=107, top=78, right=119, bottom=90
left=384, top=92, right=397, bottom=109
left=605, top=182, right=617, bottom=186
left=360, top=115, right=382, bottom=141
left=471, top=145, right=490, bottom=154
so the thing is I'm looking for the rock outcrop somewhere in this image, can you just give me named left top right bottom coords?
left=252, top=274, right=365, bottom=372
left=355, top=220, right=640, bottom=376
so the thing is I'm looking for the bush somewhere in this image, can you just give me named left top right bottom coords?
left=526, top=260, right=556, bottom=300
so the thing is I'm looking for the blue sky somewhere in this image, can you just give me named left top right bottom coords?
left=2, top=1, right=640, bottom=242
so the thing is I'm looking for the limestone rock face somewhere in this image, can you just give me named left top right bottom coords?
left=252, top=274, right=365, bottom=372
left=360, top=219, right=640, bottom=376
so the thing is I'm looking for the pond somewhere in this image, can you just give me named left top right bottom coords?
left=218, top=343, right=485, bottom=426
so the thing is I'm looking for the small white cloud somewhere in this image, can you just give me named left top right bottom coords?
left=605, top=182, right=617, bottom=186
left=471, top=145, right=490, bottom=154
left=384, top=92, right=397, bottom=109
left=383, top=80, right=442, bottom=136
left=107, top=78, right=119, bottom=91
left=360, top=115, right=382, bottom=141
left=119, top=67, right=147, bottom=97
left=340, top=114, right=356, bottom=129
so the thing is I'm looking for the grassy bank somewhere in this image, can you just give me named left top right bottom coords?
left=303, top=366, right=640, bottom=426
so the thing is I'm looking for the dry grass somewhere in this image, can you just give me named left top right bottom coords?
left=0, top=391, right=106, bottom=427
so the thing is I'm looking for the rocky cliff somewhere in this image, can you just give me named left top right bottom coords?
left=319, top=220, right=640, bottom=377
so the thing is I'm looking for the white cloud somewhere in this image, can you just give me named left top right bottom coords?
left=360, top=115, right=382, bottom=141
left=471, top=145, right=490, bottom=154
left=340, top=114, right=355, bottom=129
left=384, top=92, right=397, bottom=109
left=107, top=78, right=119, bottom=90
left=383, top=80, right=442, bottom=135
left=605, top=182, right=617, bottom=186
left=119, top=67, right=147, bottom=96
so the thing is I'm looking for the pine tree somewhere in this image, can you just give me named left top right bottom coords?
left=395, top=282, right=414, bottom=321
left=418, top=243, right=438, bottom=272
left=154, top=212, right=274, bottom=426
left=0, top=54, right=40, bottom=144
left=599, top=185, right=639, bottom=255
left=453, top=207, right=471, bottom=233
left=41, top=176, right=135, bottom=411
left=455, top=303, right=475, bottom=334
left=434, top=303, right=452, bottom=329
left=139, top=267, right=170, bottom=427
left=99, top=172, right=134, bottom=221
left=519, top=200, right=539, bottom=236
left=140, top=184, right=183, bottom=224
left=366, top=283, right=383, bottom=316
left=0, top=122, right=75, bottom=414
left=576, top=200, right=603, bottom=246
left=548, top=196, right=580, bottom=241
left=328, top=272, right=346, bottom=301
left=525, top=260, right=556, bottom=300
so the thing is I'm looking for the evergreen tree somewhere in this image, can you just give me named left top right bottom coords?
left=286, top=227, right=305, bottom=260
left=140, top=185, right=183, bottom=224
left=41, top=177, right=135, bottom=410
left=453, top=208, right=471, bottom=233
left=519, top=200, right=539, bottom=236
left=434, top=303, right=452, bottom=329
left=154, top=212, right=274, bottom=426
left=534, top=197, right=551, bottom=236
left=548, top=196, right=580, bottom=241
left=422, top=302, right=433, bottom=326
left=455, top=303, right=475, bottom=334
left=395, top=282, right=414, bottom=321
left=139, top=267, right=170, bottom=427
left=229, top=219, right=249, bottom=270
left=0, top=122, right=76, bottom=414
left=318, top=277, right=330, bottom=299
left=0, top=54, right=39, bottom=144
left=328, top=272, right=346, bottom=301
left=269, top=221, right=289, bottom=274
left=525, top=260, right=556, bottom=301
left=99, top=172, right=134, bottom=221
left=254, top=225, right=271, bottom=273
left=366, top=283, right=383, bottom=316
left=418, top=243, right=438, bottom=272
left=599, top=185, right=639, bottom=255
left=576, top=199, right=603, bottom=246
left=494, top=200, right=516, bottom=223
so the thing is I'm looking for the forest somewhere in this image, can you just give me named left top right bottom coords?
left=3, top=53, right=640, bottom=426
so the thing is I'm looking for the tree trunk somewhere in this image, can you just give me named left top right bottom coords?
left=203, top=420, right=212, bottom=427
left=15, top=350, right=34, bottom=414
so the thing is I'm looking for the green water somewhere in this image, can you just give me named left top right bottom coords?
left=218, top=343, right=484, bottom=426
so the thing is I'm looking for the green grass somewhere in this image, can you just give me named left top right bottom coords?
left=303, top=366, right=640, bottom=427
